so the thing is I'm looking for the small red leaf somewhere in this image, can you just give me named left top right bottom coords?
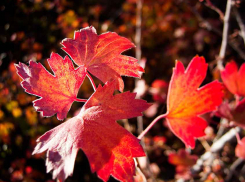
left=168, top=149, right=198, bottom=180
left=61, top=26, right=144, bottom=92
left=165, top=56, right=223, bottom=148
left=33, top=81, right=149, bottom=182
left=216, top=99, right=245, bottom=128
left=15, top=53, right=86, bottom=120
left=221, top=61, right=245, bottom=97
left=235, top=137, right=245, bottom=159
left=168, top=149, right=197, bottom=167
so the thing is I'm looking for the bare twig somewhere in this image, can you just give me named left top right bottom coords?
left=204, top=0, right=224, bottom=20
left=225, top=158, right=244, bottom=181
left=217, top=0, right=233, bottom=70
left=135, top=0, right=143, bottom=135
left=191, top=127, right=242, bottom=174
left=213, top=118, right=229, bottom=142
left=135, top=0, right=143, bottom=62
left=188, top=3, right=245, bottom=60
left=234, top=7, right=245, bottom=45
left=134, top=0, right=155, bottom=181
left=211, top=127, right=241, bottom=152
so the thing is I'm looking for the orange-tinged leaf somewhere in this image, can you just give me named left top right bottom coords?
left=61, top=26, right=144, bottom=92
left=165, top=56, right=223, bottom=148
left=235, top=137, right=245, bottom=159
left=221, top=61, right=245, bottom=97
left=168, top=149, right=197, bottom=167
left=32, top=81, right=149, bottom=182
left=15, top=53, right=86, bottom=120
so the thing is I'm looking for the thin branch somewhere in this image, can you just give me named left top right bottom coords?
left=135, top=0, right=144, bottom=136
left=217, top=0, right=233, bottom=70
left=204, top=0, right=224, bottom=20
left=188, top=3, right=245, bottom=60
left=234, top=7, right=245, bottom=45
left=191, top=127, right=242, bottom=174
left=138, top=114, right=166, bottom=140
left=225, top=158, right=245, bottom=181
left=213, top=118, right=229, bottom=142
left=211, top=127, right=241, bottom=152
left=135, top=0, right=143, bottom=61
left=86, top=72, right=96, bottom=91
left=134, top=1, right=155, bottom=181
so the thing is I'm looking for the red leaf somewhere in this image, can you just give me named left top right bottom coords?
left=168, top=149, right=197, bottom=167
left=235, top=137, right=245, bottom=159
left=32, top=81, right=149, bottom=182
left=221, top=61, right=245, bottom=97
left=216, top=99, right=245, bottom=128
left=168, top=149, right=198, bottom=180
left=61, top=26, right=144, bottom=92
left=150, top=79, right=168, bottom=103
left=165, top=56, right=223, bottom=148
left=15, top=53, right=86, bottom=120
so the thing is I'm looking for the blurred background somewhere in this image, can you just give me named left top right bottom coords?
left=1, top=0, right=245, bottom=181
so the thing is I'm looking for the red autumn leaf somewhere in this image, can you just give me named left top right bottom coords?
left=150, top=79, right=168, bottom=103
left=168, top=149, right=197, bottom=167
left=216, top=99, right=245, bottom=128
left=165, top=56, right=223, bottom=148
left=61, top=26, right=144, bottom=92
left=221, top=61, right=245, bottom=97
left=235, top=137, right=245, bottom=159
left=168, top=149, right=198, bottom=180
left=15, top=53, right=86, bottom=120
left=32, top=81, right=150, bottom=182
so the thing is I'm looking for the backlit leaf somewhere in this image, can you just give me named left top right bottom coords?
left=61, top=26, right=144, bottom=92
left=235, top=137, right=245, bottom=159
left=15, top=53, right=86, bottom=120
left=165, top=56, right=223, bottom=148
left=221, top=61, right=245, bottom=97
left=32, top=81, right=149, bottom=182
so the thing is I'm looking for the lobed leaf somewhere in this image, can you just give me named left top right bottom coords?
left=33, top=81, right=149, bottom=182
left=61, top=26, right=144, bottom=92
left=221, top=61, right=245, bottom=97
left=165, top=56, right=223, bottom=148
left=15, top=53, right=86, bottom=120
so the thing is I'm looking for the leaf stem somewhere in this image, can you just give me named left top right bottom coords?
left=235, top=131, right=241, bottom=144
left=235, top=94, right=240, bottom=106
left=75, top=98, right=87, bottom=102
left=86, top=72, right=97, bottom=91
left=138, top=114, right=167, bottom=140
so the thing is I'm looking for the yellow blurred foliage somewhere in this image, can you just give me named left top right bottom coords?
left=12, top=108, right=22, bottom=118
left=25, top=107, right=38, bottom=125
left=0, top=122, right=14, bottom=138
